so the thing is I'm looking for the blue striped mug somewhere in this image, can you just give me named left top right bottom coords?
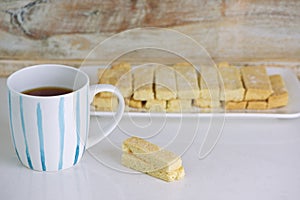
left=7, top=64, right=125, bottom=171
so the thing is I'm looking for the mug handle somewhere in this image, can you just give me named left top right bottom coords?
left=86, top=84, right=125, bottom=149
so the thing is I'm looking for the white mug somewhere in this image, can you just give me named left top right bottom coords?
left=7, top=64, right=125, bottom=171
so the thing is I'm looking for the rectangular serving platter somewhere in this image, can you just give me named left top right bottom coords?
left=80, top=66, right=300, bottom=119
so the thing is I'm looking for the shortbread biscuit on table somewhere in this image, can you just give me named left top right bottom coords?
left=173, top=64, right=200, bottom=99
left=241, top=66, right=273, bottom=100
left=247, top=101, right=268, bottom=110
left=122, top=137, right=184, bottom=182
left=198, top=66, right=220, bottom=103
left=225, top=101, right=247, bottom=110
left=145, top=99, right=166, bottom=112
left=268, top=75, right=288, bottom=108
left=167, top=99, right=192, bottom=112
left=122, top=137, right=182, bottom=171
left=122, top=153, right=185, bottom=182
left=92, top=94, right=118, bottom=111
left=147, top=166, right=185, bottom=182
left=219, top=65, right=245, bottom=101
left=122, top=136, right=160, bottom=153
left=132, top=66, right=155, bottom=100
left=155, top=66, right=177, bottom=100
left=193, top=98, right=220, bottom=108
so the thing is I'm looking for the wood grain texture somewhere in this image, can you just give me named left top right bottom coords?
left=0, top=0, right=222, bottom=38
left=0, top=0, right=300, bottom=77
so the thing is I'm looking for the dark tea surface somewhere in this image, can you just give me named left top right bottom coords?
left=22, top=87, right=73, bottom=96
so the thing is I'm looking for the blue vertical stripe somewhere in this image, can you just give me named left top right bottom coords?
left=37, top=103, right=46, bottom=171
left=8, top=91, right=21, bottom=161
left=58, top=97, right=65, bottom=170
left=19, top=96, right=33, bottom=170
left=83, top=88, right=89, bottom=153
left=73, top=92, right=80, bottom=165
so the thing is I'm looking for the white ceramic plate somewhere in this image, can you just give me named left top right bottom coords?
left=80, top=66, right=300, bottom=118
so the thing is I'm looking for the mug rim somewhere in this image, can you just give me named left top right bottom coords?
left=7, top=64, right=89, bottom=99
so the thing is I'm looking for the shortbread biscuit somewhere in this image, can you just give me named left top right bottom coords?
left=98, top=67, right=132, bottom=98
left=124, top=98, right=130, bottom=105
left=123, top=136, right=160, bottom=154
left=144, top=99, right=166, bottom=112
left=193, top=98, right=220, bottom=108
left=225, top=101, right=247, bottom=110
left=128, top=98, right=144, bottom=109
left=268, top=75, right=288, bottom=108
left=121, top=152, right=182, bottom=173
left=97, top=68, right=111, bottom=85
left=122, top=153, right=184, bottom=182
left=133, top=66, right=155, bottom=100
left=96, top=68, right=112, bottom=98
left=218, top=61, right=230, bottom=68
left=97, top=68, right=106, bottom=80
left=121, top=137, right=184, bottom=182
left=123, top=98, right=131, bottom=112
left=116, top=68, right=133, bottom=98
left=98, top=68, right=122, bottom=85
left=122, top=137, right=182, bottom=172
left=111, top=62, right=131, bottom=71
left=92, top=94, right=118, bottom=111
left=173, top=64, right=200, bottom=99
left=155, top=66, right=177, bottom=100
left=147, top=166, right=185, bottom=182
left=241, top=66, right=273, bottom=100
left=247, top=101, right=268, bottom=110
left=199, top=66, right=220, bottom=102
left=219, top=66, right=245, bottom=101
left=173, top=62, right=192, bottom=67
left=167, top=99, right=192, bottom=112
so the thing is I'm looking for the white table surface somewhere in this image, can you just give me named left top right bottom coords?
left=1, top=77, right=300, bottom=200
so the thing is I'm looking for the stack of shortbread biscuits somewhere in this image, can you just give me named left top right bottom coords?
left=122, top=137, right=185, bottom=182
left=92, top=62, right=289, bottom=112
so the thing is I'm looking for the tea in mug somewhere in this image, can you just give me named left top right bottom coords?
left=22, top=86, right=73, bottom=96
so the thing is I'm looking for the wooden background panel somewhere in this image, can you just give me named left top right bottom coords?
left=0, top=0, right=222, bottom=39
left=0, top=0, right=300, bottom=77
